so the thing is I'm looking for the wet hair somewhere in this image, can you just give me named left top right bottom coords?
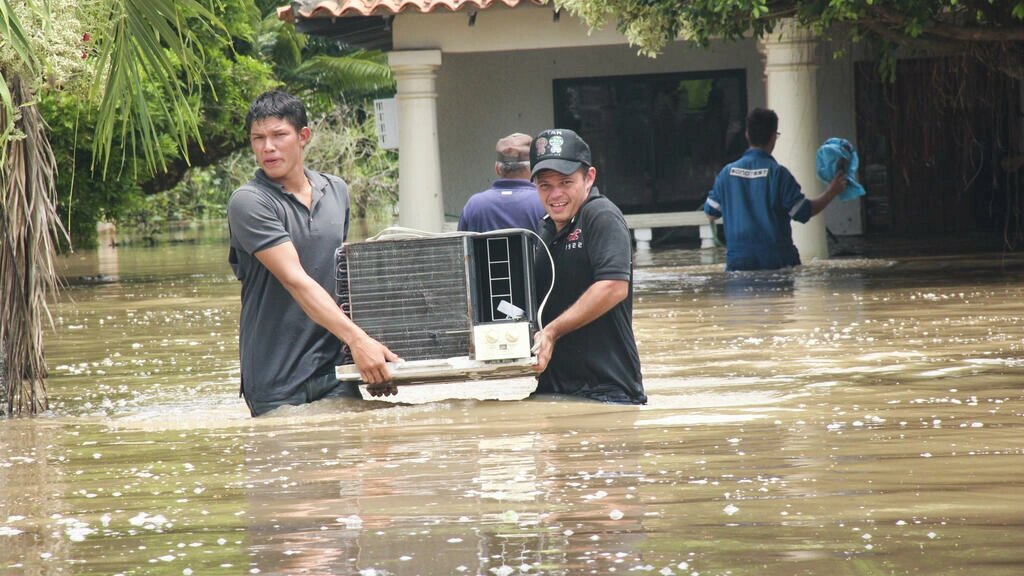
left=245, top=90, right=308, bottom=133
left=746, top=107, right=778, bottom=147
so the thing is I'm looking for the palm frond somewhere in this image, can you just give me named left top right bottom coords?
left=89, top=0, right=221, bottom=176
left=258, top=9, right=303, bottom=71
left=2, top=0, right=231, bottom=416
left=296, top=52, right=395, bottom=95
left=0, top=74, right=67, bottom=416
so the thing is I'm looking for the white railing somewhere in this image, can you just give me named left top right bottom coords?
left=622, top=211, right=720, bottom=250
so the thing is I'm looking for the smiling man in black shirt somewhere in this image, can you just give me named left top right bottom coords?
left=529, top=129, right=645, bottom=404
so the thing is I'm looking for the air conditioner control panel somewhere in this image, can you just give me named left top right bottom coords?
left=472, top=322, right=533, bottom=361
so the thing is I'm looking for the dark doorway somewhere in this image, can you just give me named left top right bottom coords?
left=554, top=70, right=747, bottom=215
left=855, top=57, right=1023, bottom=242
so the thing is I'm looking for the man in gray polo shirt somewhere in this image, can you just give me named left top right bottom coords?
left=228, top=90, right=399, bottom=416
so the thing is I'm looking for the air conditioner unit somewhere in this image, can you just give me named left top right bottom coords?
left=334, top=230, right=541, bottom=384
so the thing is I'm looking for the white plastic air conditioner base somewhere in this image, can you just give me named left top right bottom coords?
left=336, top=356, right=537, bottom=385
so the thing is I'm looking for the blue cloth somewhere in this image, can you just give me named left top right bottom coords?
left=705, top=148, right=811, bottom=271
left=457, top=179, right=546, bottom=233
left=815, top=137, right=866, bottom=201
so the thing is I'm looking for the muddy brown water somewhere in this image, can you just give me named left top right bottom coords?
left=1, top=227, right=1022, bottom=575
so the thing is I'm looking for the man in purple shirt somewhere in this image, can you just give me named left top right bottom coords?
left=458, top=133, right=547, bottom=233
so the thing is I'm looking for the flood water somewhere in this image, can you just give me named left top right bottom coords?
left=1, top=225, right=1022, bottom=575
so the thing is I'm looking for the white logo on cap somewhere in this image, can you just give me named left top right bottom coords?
left=549, top=135, right=564, bottom=155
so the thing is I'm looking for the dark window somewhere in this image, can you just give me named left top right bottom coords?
left=554, top=70, right=747, bottom=214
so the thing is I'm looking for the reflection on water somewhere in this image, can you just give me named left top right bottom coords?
left=2, top=223, right=1023, bottom=575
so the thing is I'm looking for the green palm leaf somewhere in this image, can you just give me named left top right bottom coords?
left=254, top=10, right=393, bottom=103
left=89, top=0, right=222, bottom=175
left=296, top=52, right=394, bottom=95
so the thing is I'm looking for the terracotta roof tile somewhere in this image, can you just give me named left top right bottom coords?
left=278, top=0, right=546, bottom=21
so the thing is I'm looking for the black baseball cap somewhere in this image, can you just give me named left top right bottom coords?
left=530, top=128, right=591, bottom=179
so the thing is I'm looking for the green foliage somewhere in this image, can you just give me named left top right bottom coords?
left=118, top=167, right=235, bottom=241
left=36, top=0, right=392, bottom=248
left=555, top=0, right=777, bottom=55
left=109, top=2, right=398, bottom=242
left=36, top=0, right=276, bottom=248
left=86, top=0, right=221, bottom=175
left=0, top=0, right=92, bottom=154
left=120, top=104, right=398, bottom=239
left=555, top=0, right=1024, bottom=77
left=303, top=106, right=398, bottom=224
left=0, top=1, right=39, bottom=78
left=38, top=90, right=140, bottom=247
left=254, top=11, right=395, bottom=114
left=116, top=143, right=258, bottom=242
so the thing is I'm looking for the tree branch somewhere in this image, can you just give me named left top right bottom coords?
left=857, top=18, right=967, bottom=56
left=870, top=4, right=1024, bottom=42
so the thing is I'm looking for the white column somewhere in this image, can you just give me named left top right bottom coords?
left=760, top=20, right=828, bottom=261
left=388, top=50, right=445, bottom=232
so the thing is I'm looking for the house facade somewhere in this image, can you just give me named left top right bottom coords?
left=279, top=1, right=877, bottom=258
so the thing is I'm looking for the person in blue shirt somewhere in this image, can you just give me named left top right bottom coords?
left=704, top=108, right=847, bottom=271
left=458, top=133, right=546, bottom=233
